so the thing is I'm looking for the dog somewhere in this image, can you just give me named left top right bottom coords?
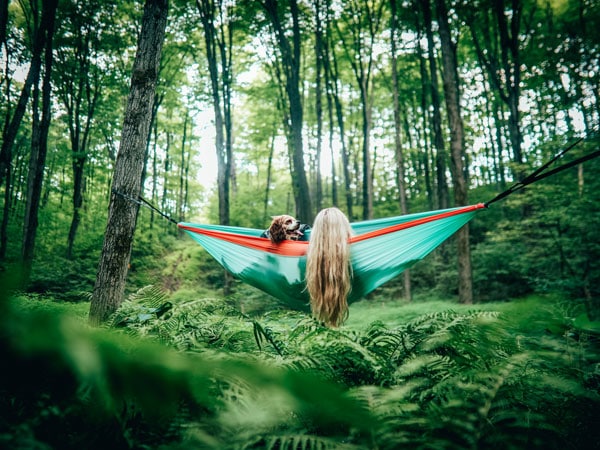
left=261, top=215, right=310, bottom=244
left=305, top=207, right=353, bottom=328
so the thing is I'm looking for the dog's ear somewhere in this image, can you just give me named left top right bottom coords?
left=269, top=218, right=287, bottom=243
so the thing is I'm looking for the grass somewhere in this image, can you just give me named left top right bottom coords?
left=346, top=292, right=571, bottom=334
left=6, top=289, right=573, bottom=334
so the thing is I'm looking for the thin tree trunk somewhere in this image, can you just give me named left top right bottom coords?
left=493, top=0, right=523, bottom=165
left=150, top=120, right=159, bottom=228
left=89, top=0, right=168, bottom=325
left=323, top=29, right=338, bottom=207
left=337, top=0, right=383, bottom=220
left=422, top=0, right=449, bottom=210
left=415, top=12, right=434, bottom=210
left=197, top=0, right=235, bottom=293
left=178, top=113, right=188, bottom=221
left=162, top=132, right=170, bottom=219
left=197, top=0, right=230, bottom=227
left=263, top=128, right=276, bottom=223
left=314, top=0, right=324, bottom=211
left=390, top=0, right=411, bottom=300
left=22, top=0, right=58, bottom=275
left=0, top=0, right=8, bottom=47
left=326, top=35, right=352, bottom=218
left=0, top=1, right=47, bottom=190
left=467, top=0, right=528, bottom=170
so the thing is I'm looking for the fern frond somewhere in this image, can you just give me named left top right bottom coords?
left=262, top=433, right=362, bottom=450
left=127, top=284, right=169, bottom=307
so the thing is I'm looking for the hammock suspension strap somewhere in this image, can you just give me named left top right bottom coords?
left=112, top=188, right=178, bottom=224
left=485, top=131, right=600, bottom=207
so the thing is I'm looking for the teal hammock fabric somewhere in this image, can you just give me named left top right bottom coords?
left=178, top=204, right=486, bottom=310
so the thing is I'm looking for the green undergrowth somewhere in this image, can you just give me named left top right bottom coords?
left=1, top=287, right=599, bottom=449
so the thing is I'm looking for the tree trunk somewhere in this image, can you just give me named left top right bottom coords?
left=197, top=0, right=231, bottom=227
left=337, top=0, right=384, bottom=220
left=322, top=15, right=338, bottom=208
left=263, top=0, right=313, bottom=223
left=162, top=132, right=171, bottom=218
left=415, top=11, right=434, bottom=210
left=492, top=0, right=523, bottom=165
left=467, top=0, right=526, bottom=169
left=55, top=4, right=102, bottom=259
left=324, top=30, right=353, bottom=218
left=89, top=0, right=168, bottom=326
left=22, top=0, right=58, bottom=275
left=314, top=0, right=324, bottom=211
left=422, top=0, right=449, bottom=211
left=436, top=0, right=472, bottom=304
left=0, top=1, right=48, bottom=191
left=178, top=113, right=188, bottom=222
left=263, top=128, right=276, bottom=223
left=66, top=154, right=85, bottom=258
left=0, top=0, right=8, bottom=47
left=197, top=0, right=235, bottom=293
left=391, top=0, right=411, bottom=301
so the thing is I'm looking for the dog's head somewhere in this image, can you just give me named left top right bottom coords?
left=268, top=215, right=301, bottom=243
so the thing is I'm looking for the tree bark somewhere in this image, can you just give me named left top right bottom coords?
left=436, top=0, right=473, bottom=304
left=89, top=0, right=168, bottom=325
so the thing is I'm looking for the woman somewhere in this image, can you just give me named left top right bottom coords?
left=305, top=207, right=353, bottom=327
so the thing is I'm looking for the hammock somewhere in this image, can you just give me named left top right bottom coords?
left=178, top=203, right=485, bottom=310
left=149, top=132, right=596, bottom=310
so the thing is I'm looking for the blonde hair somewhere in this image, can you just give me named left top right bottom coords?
left=305, top=207, right=353, bottom=327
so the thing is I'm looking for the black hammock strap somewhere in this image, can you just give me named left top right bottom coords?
left=111, top=188, right=178, bottom=224
left=485, top=132, right=600, bottom=207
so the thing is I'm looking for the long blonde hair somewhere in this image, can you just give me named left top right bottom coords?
left=305, top=207, right=353, bottom=327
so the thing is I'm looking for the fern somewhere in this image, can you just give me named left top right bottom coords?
left=260, top=433, right=363, bottom=450
left=67, top=291, right=600, bottom=449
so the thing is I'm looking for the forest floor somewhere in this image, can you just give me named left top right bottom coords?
left=10, top=289, right=573, bottom=337
left=3, top=289, right=599, bottom=450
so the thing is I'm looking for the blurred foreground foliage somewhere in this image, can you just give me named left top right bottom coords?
left=1, top=283, right=599, bottom=449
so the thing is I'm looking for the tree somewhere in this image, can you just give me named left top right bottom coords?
left=53, top=1, right=104, bottom=259
left=321, top=0, right=353, bottom=218
left=0, top=0, right=52, bottom=258
left=390, top=0, right=411, bottom=300
left=196, top=0, right=234, bottom=227
left=436, top=0, right=472, bottom=304
left=466, top=0, right=533, bottom=169
left=22, top=0, right=59, bottom=276
left=336, top=0, right=385, bottom=220
left=89, top=0, right=168, bottom=325
left=261, top=0, right=313, bottom=223
left=313, top=0, right=325, bottom=211
left=421, top=0, right=449, bottom=210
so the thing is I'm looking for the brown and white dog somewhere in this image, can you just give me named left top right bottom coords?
left=261, top=215, right=309, bottom=244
